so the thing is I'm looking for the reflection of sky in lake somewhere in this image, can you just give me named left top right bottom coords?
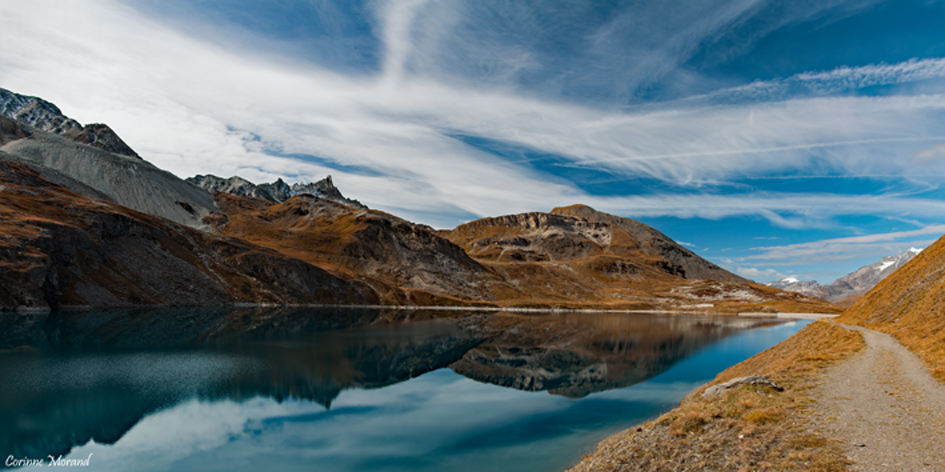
left=60, top=320, right=809, bottom=472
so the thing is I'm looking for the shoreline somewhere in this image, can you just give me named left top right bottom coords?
left=8, top=302, right=800, bottom=317
left=737, top=312, right=840, bottom=320
left=568, top=318, right=866, bottom=471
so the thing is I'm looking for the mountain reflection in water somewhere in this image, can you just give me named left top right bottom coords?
left=0, top=307, right=792, bottom=471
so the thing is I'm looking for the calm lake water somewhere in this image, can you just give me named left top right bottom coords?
left=0, top=308, right=810, bottom=471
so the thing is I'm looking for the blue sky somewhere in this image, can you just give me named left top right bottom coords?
left=3, top=1, right=945, bottom=283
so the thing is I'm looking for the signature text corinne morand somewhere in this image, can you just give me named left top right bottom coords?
left=5, top=453, right=93, bottom=467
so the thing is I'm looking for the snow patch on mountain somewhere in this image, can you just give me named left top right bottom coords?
left=765, top=248, right=922, bottom=302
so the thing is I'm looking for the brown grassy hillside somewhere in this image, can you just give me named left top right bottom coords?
left=210, top=193, right=838, bottom=312
left=209, top=193, right=514, bottom=306
left=442, top=205, right=838, bottom=313
left=0, top=158, right=377, bottom=311
left=840, top=233, right=945, bottom=380
left=570, top=321, right=865, bottom=471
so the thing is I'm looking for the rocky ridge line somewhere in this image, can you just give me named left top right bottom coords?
left=766, top=248, right=921, bottom=302
left=188, top=173, right=366, bottom=209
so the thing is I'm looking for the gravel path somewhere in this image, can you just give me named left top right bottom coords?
left=812, top=324, right=945, bottom=471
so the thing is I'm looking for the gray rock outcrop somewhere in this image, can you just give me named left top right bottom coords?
left=702, top=375, right=784, bottom=398
left=0, top=126, right=217, bottom=229
left=189, top=173, right=366, bottom=209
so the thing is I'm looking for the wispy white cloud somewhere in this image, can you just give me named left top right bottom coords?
left=584, top=193, right=945, bottom=229
left=2, top=0, right=945, bottom=232
left=693, top=57, right=945, bottom=104
left=743, top=225, right=943, bottom=262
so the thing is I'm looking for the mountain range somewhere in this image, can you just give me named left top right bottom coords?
left=766, top=248, right=921, bottom=304
left=0, top=87, right=836, bottom=314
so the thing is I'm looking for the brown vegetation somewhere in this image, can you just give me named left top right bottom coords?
left=210, top=193, right=840, bottom=312
left=841, top=233, right=945, bottom=381
left=569, top=321, right=865, bottom=471
left=0, top=159, right=377, bottom=311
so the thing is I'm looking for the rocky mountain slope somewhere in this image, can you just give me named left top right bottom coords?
left=208, top=192, right=510, bottom=305
left=189, top=173, right=365, bottom=208
left=766, top=248, right=921, bottom=302
left=0, top=158, right=377, bottom=312
left=0, top=114, right=217, bottom=229
left=205, top=190, right=835, bottom=311
left=435, top=205, right=831, bottom=312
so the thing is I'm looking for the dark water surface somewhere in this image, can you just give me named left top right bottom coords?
left=0, top=308, right=810, bottom=471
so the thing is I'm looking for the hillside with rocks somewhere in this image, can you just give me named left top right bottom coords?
left=0, top=115, right=216, bottom=229
left=0, top=86, right=838, bottom=313
left=440, top=205, right=831, bottom=312
left=0, top=158, right=378, bottom=312
left=207, top=191, right=510, bottom=305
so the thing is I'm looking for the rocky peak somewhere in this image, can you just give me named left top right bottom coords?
left=62, top=123, right=140, bottom=158
left=188, top=174, right=366, bottom=209
left=0, top=87, right=139, bottom=158
left=0, top=87, right=82, bottom=135
left=553, top=204, right=746, bottom=282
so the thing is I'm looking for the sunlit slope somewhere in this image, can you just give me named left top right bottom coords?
left=441, top=204, right=837, bottom=312
left=209, top=192, right=513, bottom=306
left=841, top=232, right=945, bottom=380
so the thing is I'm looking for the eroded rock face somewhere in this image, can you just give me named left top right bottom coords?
left=551, top=205, right=747, bottom=282
left=210, top=193, right=506, bottom=304
left=445, top=205, right=746, bottom=283
left=0, top=128, right=217, bottom=229
left=0, top=159, right=378, bottom=312
left=0, top=116, right=30, bottom=145
left=447, top=212, right=612, bottom=262
left=63, top=123, right=140, bottom=159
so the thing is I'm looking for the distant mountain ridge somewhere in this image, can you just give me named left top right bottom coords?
left=766, top=248, right=921, bottom=302
left=188, top=174, right=366, bottom=209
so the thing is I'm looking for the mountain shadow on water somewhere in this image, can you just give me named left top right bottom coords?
left=0, top=308, right=778, bottom=462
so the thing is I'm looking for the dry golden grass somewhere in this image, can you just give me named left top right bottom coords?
left=569, top=321, right=865, bottom=472
left=215, top=192, right=837, bottom=312
left=841, top=233, right=945, bottom=381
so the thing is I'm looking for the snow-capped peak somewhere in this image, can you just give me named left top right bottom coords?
left=781, top=276, right=799, bottom=284
left=876, top=259, right=896, bottom=273
left=909, top=247, right=922, bottom=254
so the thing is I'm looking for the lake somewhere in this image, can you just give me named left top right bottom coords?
left=0, top=307, right=809, bottom=471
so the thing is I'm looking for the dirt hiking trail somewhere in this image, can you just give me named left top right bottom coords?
left=812, top=324, right=945, bottom=471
